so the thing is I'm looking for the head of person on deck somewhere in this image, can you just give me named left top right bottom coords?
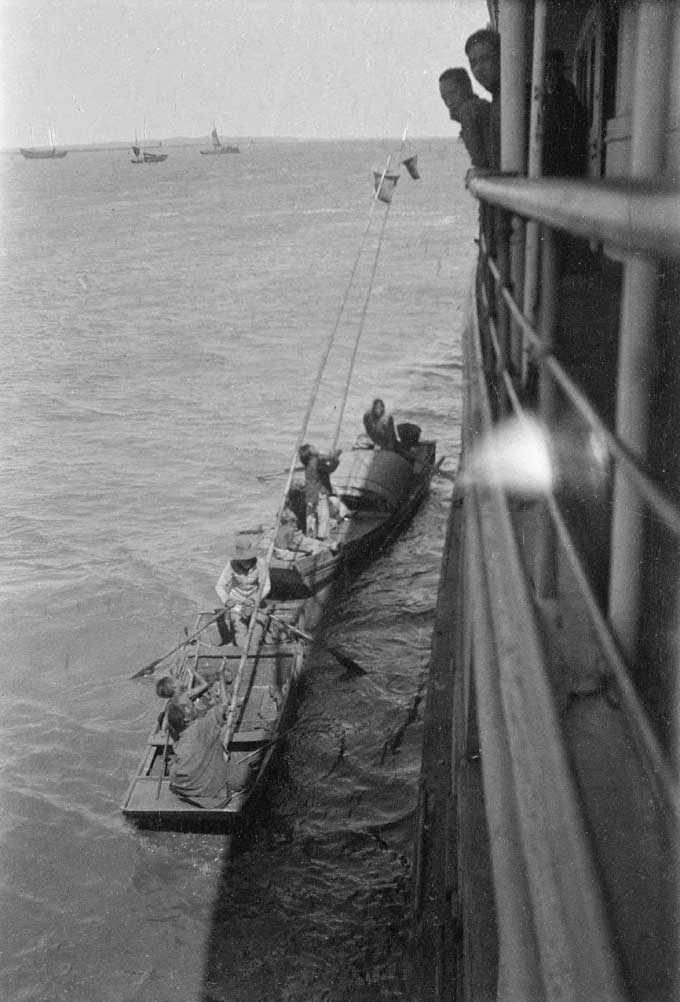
left=156, top=675, right=178, bottom=699
left=465, top=28, right=500, bottom=97
left=439, top=67, right=475, bottom=122
left=230, top=537, right=258, bottom=575
left=298, top=443, right=318, bottom=466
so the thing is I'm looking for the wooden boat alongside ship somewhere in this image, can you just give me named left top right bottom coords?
left=412, top=2, right=680, bottom=1000
left=270, top=431, right=437, bottom=598
left=200, top=125, right=240, bottom=155
left=121, top=600, right=305, bottom=829
left=122, top=428, right=436, bottom=831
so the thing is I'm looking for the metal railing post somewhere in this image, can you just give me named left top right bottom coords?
left=535, top=226, right=559, bottom=598
left=522, top=0, right=547, bottom=384
left=608, top=1, right=673, bottom=659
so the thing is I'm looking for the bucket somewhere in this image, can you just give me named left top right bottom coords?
left=402, top=154, right=420, bottom=179
left=397, top=422, right=421, bottom=448
left=373, top=170, right=400, bottom=204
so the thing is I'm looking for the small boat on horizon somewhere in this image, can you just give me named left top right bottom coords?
left=200, top=124, right=239, bottom=155
left=20, top=124, right=67, bottom=159
left=130, top=142, right=168, bottom=164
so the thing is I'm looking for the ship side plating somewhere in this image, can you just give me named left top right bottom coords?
left=413, top=3, right=680, bottom=1000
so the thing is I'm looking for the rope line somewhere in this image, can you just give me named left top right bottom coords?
left=222, top=138, right=408, bottom=753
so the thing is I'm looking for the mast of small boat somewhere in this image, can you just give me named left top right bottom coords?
left=212, top=122, right=221, bottom=150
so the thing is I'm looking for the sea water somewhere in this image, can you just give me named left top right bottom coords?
left=0, top=139, right=476, bottom=1002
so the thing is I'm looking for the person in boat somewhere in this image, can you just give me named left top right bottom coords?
left=167, top=690, right=232, bottom=809
left=438, top=68, right=492, bottom=176
left=298, top=443, right=345, bottom=539
left=363, top=398, right=402, bottom=452
left=215, top=536, right=271, bottom=648
left=155, top=671, right=215, bottom=708
left=464, top=28, right=501, bottom=173
left=274, top=505, right=338, bottom=558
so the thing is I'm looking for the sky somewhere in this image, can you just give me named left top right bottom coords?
left=0, top=0, right=489, bottom=147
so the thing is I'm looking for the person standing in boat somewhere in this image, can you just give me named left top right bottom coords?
left=167, top=690, right=232, bottom=809
left=363, top=398, right=402, bottom=452
left=215, top=536, right=271, bottom=648
left=298, top=443, right=343, bottom=539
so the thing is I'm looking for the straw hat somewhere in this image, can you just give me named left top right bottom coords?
left=232, top=536, right=259, bottom=561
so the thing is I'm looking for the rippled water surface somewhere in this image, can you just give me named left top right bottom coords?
left=0, top=139, right=476, bottom=1001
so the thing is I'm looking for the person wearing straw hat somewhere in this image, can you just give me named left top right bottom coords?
left=215, top=536, right=271, bottom=648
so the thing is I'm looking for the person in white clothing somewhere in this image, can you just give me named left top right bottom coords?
left=215, top=536, right=271, bottom=648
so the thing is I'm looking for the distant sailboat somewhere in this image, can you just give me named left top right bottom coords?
left=130, top=131, right=168, bottom=164
left=141, top=150, right=168, bottom=163
left=200, top=125, right=239, bottom=155
left=20, top=124, right=67, bottom=160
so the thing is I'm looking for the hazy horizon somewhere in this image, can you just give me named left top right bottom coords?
left=2, top=0, right=489, bottom=148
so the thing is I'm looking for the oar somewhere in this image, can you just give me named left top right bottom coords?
left=267, top=612, right=366, bottom=676
left=130, top=609, right=225, bottom=679
left=256, top=467, right=304, bottom=484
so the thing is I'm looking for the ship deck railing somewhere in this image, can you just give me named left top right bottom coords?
left=445, top=173, right=680, bottom=1000
left=467, top=173, right=680, bottom=768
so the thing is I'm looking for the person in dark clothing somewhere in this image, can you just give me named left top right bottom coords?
left=439, top=67, right=492, bottom=176
left=168, top=693, right=231, bottom=809
left=363, top=398, right=401, bottom=452
left=542, top=49, right=588, bottom=177
left=298, top=443, right=343, bottom=539
left=465, top=28, right=501, bottom=170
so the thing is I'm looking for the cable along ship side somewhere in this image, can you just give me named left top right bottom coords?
left=413, top=3, right=680, bottom=1001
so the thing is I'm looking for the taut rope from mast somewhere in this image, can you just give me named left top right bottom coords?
left=330, top=126, right=411, bottom=453
left=222, top=131, right=411, bottom=754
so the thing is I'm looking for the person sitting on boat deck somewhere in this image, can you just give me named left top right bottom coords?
left=215, top=536, right=271, bottom=648
left=167, top=690, right=232, bottom=809
left=362, top=398, right=403, bottom=452
left=274, top=505, right=338, bottom=559
left=298, top=443, right=345, bottom=540
left=438, top=68, right=492, bottom=179
left=155, top=670, right=216, bottom=710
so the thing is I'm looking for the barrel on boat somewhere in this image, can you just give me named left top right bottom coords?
left=334, top=449, right=412, bottom=510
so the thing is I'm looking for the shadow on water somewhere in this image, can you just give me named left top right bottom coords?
left=198, top=749, right=416, bottom=1002
left=195, top=520, right=440, bottom=1001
